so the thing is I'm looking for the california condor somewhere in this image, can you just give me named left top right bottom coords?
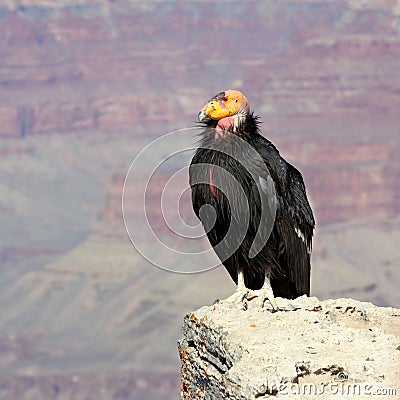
left=189, top=90, right=315, bottom=310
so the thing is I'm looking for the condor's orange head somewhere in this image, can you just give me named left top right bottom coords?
left=198, top=90, right=250, bottom=123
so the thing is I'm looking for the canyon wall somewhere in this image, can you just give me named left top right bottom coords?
left=1, top=1, right=399, bottom=224
left=0, top=1, right=400, bottom=138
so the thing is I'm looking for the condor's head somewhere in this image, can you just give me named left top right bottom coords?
left=198, top=90, right=251, bottom=134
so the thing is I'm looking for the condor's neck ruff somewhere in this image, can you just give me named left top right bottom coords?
left=200, top=112, right=261, bottom=142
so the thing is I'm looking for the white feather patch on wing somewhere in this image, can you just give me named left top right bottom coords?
left=295, top=226, right=311, bottom=253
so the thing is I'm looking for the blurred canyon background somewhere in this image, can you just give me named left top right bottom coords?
left=0, top=0, right=399, bottom=399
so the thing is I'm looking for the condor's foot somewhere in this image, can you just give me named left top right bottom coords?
left=215, top=288, right=258, bottom=311
left=240, top=287, right=279, bottom=312
left=258, top=271, right=279, bottom=312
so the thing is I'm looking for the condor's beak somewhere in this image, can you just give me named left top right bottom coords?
left=198, top=98, right=231, bottom=122
left=198, top=109, right=208, bottom=122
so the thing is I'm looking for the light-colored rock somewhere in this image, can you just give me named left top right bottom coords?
left=178, top=296, right=400, bottom=399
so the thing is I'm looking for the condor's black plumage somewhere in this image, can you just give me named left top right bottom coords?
left=189, top=90, right=315, bottom=308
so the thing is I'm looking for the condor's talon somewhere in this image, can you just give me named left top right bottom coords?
left=286, top=304, right=301, bottom=312
left=267, top=304, right=281, bottom=313
left=266, top=296, right=279, bottom=311
left=262, top=297, right=277, bottom=310
left=263, top=303, right=300, bottom=313
left=218, top=289, right=257, bottom=311
left=241, top=290, right=257, bottom=303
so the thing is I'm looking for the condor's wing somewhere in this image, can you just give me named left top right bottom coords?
left=254, top=136, right=315, bottom=298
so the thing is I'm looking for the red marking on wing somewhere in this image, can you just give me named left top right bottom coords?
left=209, top=165, right=218, bottom=199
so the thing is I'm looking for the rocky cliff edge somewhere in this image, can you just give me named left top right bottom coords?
left=178, top=296, right=399, bottom=399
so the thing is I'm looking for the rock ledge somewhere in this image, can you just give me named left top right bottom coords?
left=178, top=296, right=399, bottom=399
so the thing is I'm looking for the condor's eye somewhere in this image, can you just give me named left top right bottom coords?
left=235, top=99, right=238, bottom=102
